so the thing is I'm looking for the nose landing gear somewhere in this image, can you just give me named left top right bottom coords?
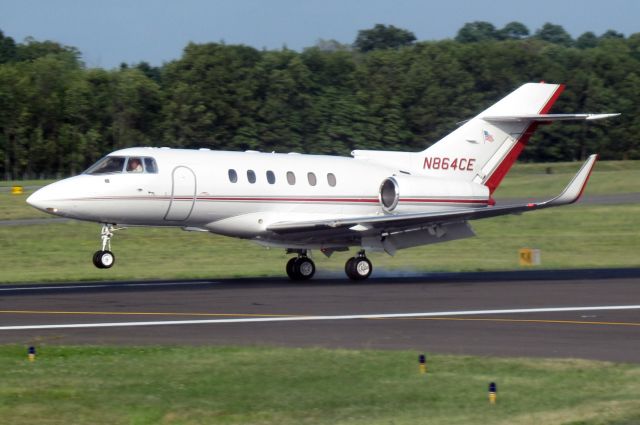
left=286, top=251, right=316, bottom=281
left=345, top=251, right=372, bottom=281
left=92, top=224, right=116, bottom=269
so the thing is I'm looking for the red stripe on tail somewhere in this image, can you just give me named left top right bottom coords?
left=484, top=84, right=565, bottom=194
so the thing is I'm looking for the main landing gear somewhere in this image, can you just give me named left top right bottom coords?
left=285, top=250, right=373, bottom=281
left=345, top=251, right=372, bottom=281
left=286, top=252, right=316, bottom=281
left=92, top=224, right=116, bottom=269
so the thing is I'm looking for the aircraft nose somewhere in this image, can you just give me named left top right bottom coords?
left=26, top=175, right=98, bottom=218
left=27, top=185, right=56, bottom=213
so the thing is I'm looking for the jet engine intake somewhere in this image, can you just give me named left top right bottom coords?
left=379, top=177, right=400, bottom=212
left=378, top=174, right=490, bottom=213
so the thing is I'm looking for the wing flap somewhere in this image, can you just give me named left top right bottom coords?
left=267, top=155, right=598, bottom=235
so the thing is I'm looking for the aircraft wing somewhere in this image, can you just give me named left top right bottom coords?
left=267, top=154, right=597, bottom=235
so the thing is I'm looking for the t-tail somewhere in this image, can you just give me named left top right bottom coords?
left=352, top=82, right=618, bottom=194
left=420, top=82, right=620, bottom=193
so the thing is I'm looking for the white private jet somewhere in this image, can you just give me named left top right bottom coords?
left=27, top=82, right=617, bottom=280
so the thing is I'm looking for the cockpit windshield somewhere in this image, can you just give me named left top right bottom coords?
left=85, top=156, right=158, bottom=175
left=85, top=156, right=126, bottom=174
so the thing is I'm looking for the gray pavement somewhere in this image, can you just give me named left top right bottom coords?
left=1, top=271, right=639, bottom=362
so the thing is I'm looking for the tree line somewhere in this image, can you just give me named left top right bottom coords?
left=1, top=22, right=639, bottom=179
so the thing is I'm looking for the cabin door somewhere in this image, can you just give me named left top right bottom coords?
left=164, top=166, right=197, bottom=221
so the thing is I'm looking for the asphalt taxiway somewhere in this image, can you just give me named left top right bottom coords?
left=1, top=270, right=639, bottom=363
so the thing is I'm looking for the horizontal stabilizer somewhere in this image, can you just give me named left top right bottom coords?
left=483, top=113, right=620, bottom=123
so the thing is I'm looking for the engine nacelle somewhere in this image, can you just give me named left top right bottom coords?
left=378, top=174, right=490, bottom=213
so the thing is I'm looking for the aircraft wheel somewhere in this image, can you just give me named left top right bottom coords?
left=345, top=256, right=372, bottom=281
left=286, top=257, right=297, bottom=280
left=345, top=257, right=355, bottom=278
left=294, top=257, right=315, bottom=280
left=93, top=250, right=115, bottom=269
left=92, top=251, right=105, bottom=269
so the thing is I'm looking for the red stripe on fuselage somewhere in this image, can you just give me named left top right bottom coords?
left=67, top=196, right=488, bottom=205
left=197, top=196, right=378, bottom=203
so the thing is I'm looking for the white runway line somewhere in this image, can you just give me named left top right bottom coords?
left=0, top=281, right=217, bottom=292
left=1, top=305, right=640, bottom=330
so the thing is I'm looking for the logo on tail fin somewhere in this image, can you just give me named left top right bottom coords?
left=483, top=130, right=494, bottom=143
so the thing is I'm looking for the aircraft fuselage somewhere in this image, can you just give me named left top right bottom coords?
left=28, top=147, right=489, bottom=243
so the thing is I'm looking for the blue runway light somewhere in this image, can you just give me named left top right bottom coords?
left=418, top=353, right=426, bottom=374
left=28, top=346, right=36, bottom=362
left=489, top=382, right=497, bottom=404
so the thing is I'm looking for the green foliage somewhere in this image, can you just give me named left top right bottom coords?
left=1, top=23, right=640, bottom=179
left=576, top=32, right=599, bottom=49
left=15, top=36, right=81, bottom=63
left=353, top=24, right=416, bottom=52
left=534, top=23, right=574, bottom=46
left=0, top=30, right=17, bottom=63
left=499, top=21, right=530, bottom=40
left=601, top=29, right=625, bottom=40
left=457, top=21, right=532, bottom=43
left=455, top=21, right=500, bottom=42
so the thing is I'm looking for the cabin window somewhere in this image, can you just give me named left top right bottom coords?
left=247, top=170, right=256, bottom=184
left=327, top=173, right=337, bottom=187
left=286, top=171, right=296, bottom=185
left=228, top=169, right=238, bottom=183
left=307, top=172, right=317, bottom=186
left=266, top=170, right=276, bottom=184
left=144, top=158, right=158, bottom=173
left=85, top=156, right=126, bottom=174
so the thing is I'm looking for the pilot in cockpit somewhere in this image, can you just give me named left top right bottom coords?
left=127, top=158, right=143, bottom=173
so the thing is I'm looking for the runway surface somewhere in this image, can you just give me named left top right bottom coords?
left=1, top=271, right=639, bottom=363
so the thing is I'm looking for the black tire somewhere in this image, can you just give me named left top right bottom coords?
left=294, top=257, right=315, bottom=280
left=346, top=257, right=372, bottom=281
left=354, top=257, right=372, bottom=280
left=345, top=257, right=356, bottom=279
left=286, top=257, right=298, bottom=280
left=98, top=250, right=115, bottom=269
left=92, top=251, right=105, bottom=269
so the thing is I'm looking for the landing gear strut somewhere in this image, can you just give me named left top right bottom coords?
left=345, top=250, right=372, bottom=281
left=92, top=224, right=116, bottom=269
left=286, top=251, right=316, bottom=281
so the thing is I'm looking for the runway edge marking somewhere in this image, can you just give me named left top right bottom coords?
left=1, top=305, right=640, bottom=331
left=0, top=281, right=218, bottom=291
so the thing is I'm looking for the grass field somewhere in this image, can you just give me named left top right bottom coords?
left=493, top=160, right=640, bottom=198
left=0, top=203, right=639, bottom=283
left=1, top=345, right=639, bottom=425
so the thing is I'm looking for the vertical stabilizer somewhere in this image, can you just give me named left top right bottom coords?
left=420, top=83, right=564, bottom=193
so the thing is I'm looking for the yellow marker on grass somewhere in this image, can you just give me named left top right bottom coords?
left=489, top=382, right=497, bottom=404
left=419, top=354, right=426, bottom=374
left=28, top=346, right=36, bottom=362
